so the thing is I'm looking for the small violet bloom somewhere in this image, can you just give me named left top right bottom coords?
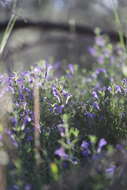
left=23, top=115, right=32, bottom=125
left=97, top=138, right=107, bottom=153
left=116, top=144, right=123, bottom=151
left=11, top=117, right=18, bottom=126
left=96, top=68, right=106, bottom=75
left=82, top=148, right=91, bottom=157
left=62, top=90, right=72, bottom=104
left=95, top=36, right=105, bottom=47
left=107, top=86, right=112, bottom=92
left=115, top=85, right=122, bottom=93
left=84, top=112, right=96, bottom=119
left=92, top=91, right=98, bottom=99
left=97, top=56, right=104, bottom=64
left=52, top=85, right=61, bottom=103
left=25, top=184, right=32, bottom=190
left=27, top=136, right=33, bottom=142
left=54, top=104, right=64, bottom=113
left=88, top=47, right=97, bottom=56
left=57, top=125, right=65, bottom=136
left=81, top=141, right=89, bottom=149
left=105, top=165, right=116, bottom=176
left=93, top=102, right=100, bottom=110
left=55, top=147, right=68, bottom=159
left=11, top=184, right=19, bottom=190
left=68, top=64, right=75, bottom=74
left=81, top=141, right=91, bottom=157
left=0, top=134, right=3, bottom=141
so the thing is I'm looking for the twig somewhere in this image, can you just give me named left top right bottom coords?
left=0, top=13, right=17, bottom=57
left=33, top=82, right=41, bottom=166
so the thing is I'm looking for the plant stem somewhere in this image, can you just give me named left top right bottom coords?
left=0, top=14, right=17, bottom=57
left=33, top=83, right=41, bottom=166
left=112, top=2, right=126, bottom=50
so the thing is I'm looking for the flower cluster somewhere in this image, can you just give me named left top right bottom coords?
left=1, top=30, right=127, bottom=189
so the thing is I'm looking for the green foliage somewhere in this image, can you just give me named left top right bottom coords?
left=1, top=25, right=127, bottom=189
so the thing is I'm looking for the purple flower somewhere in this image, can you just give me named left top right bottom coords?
left=25, top=184, right=32, bottom=190
left=115, top=85, right=122, bottom=93
left=92, top=91, right=98, bottom=99
left=95, top=36, right=105, bottom=47
left=84, top=112, right=96, bottom=119
left=62, top=161, right=69, bottom=168
left=11, top=184, right=19, bottom=190
left=16, top=78, right=24, bottom=88
left=0, top=134, right=3, bottom=141
left=122, top=78, right=127, bottom=85
left=57, top=125, right=65, bottom=136
left=24, top=87, right=31, bottom=94
left=116, top=144, right=123, bottom=151
left=97, top=56, right=104, bottom=64
left=18, top=92, right=24, bottom=100
left=107, top=86, right=112, bottom=92
left=11, top=117, right=18, bottom=126
left=97, top=138, right=107, bottom=153
left=68, top=64, right=75, bottom=74
left=62, top=90, right=72, bottom=104
left=5, top=129, right=12, bottom=135
left=88, top=47, right=97, bottom=56
left=105, top=165, right=116, bottom=176
left=33, top=66, right=42, bottom=74
left=103, top=48, right=112, bottom=57
left=27, top=136, right=33, bottom=142
left=55, top=147, right=68, bottom=159
left=96, top=68, right=106, bottom=75
left=24, top=127, right=33, bottom=134
left=54, top=104, right=64, bottom=113
left=81, top=141, right=89, bottom=149
left=98, top=138, right=107, bottom=148
left=52, top=85, right=61, bottom=103
left=5, top=130, right=18, bottom=147
left=12, top=139, right=18, bottom=147
left=81, top=141, right=91, bottom=157
left=82, top=149, right=91, bottom=157
left=24, top=115, right=32, bottom=125
left=93, top=102, right=100, bottom=110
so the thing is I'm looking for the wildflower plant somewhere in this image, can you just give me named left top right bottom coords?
left=1, top=21, right=127, bottom=189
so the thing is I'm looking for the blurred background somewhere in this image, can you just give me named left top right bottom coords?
left=0, top=0, right=127, bottom=73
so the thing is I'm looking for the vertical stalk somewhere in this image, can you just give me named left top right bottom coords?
left=113, top=11, right=125, bottom=49
left=33, top=83, right=41, bottom=166
left=33, top=82, right=42, bottom=189
left=112, top=0, right=126, bottom=50
left=0, top=14, right=17, bottom=57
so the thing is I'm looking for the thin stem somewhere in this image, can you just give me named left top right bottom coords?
left=112, top=1, right=126, bottom=50
left=33, top=83, right=41, bottom=166
left=0, top=14, right=17, bottom=56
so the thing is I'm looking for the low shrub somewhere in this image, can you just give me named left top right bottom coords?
left=1, top=31, right=127, bottom=189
